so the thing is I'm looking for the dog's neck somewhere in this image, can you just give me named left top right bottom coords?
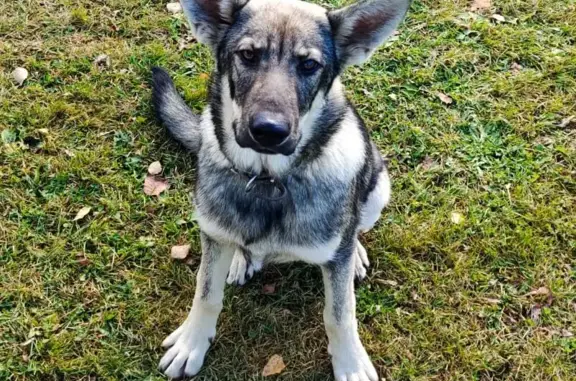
left=211, top=75, right=348, bottom=177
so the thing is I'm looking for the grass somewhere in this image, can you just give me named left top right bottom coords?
left=1, top=0, right=575, bottom=380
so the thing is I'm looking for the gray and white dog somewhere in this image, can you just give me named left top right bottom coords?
left=152, top=0, right=410, bottom=379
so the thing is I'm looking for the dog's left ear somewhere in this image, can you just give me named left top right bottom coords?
left=329, top=0, right=411, bottom=67
left=181, top=0, right=248, bottom=49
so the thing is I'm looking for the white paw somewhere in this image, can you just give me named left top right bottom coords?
left=226, top=249, right=261, bottom=286
left=354, top=241, right=370, bottom=281
left=159, top=322, right=214, bottom=379
left=330, top=340, right=378, bottom=381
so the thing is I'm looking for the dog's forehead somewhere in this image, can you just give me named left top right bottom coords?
left=240, top=0, right=329, bottom=52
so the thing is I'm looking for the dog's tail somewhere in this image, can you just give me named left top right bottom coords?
left=151, top=67, right=202, bottom=154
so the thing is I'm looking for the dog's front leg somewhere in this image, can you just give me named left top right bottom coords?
left=322, top=243, right=378, bottom=381
left=159, top=233, right=234, bottom=379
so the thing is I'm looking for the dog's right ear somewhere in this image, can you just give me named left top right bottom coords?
left=329, top=0, right=411, bottom=67
left=181, top=0, right=248, bottom=49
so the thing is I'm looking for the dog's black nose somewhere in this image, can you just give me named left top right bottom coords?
left=250, top=113, right=290, bottom=147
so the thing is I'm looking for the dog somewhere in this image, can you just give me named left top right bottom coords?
left=152, top=0, right=410, bottom=379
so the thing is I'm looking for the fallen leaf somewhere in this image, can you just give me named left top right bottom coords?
left=561, top=329, right=574, bottom=338
left=262, top=354, right=286, bottom=377
left=559, top=115, right=575, bottom=128
left=64, top=149, right=76, bottom=157
left=530, top=305, right=541, bottom=322
left=73, top=206, right=92, bottom=221
left=436, top=92, right=453, bottom=105
left=171, top=245, right=191, bottom=260
left=511, top=62, right=523, bottom=74
left=199, top=73, right=210, bottom=80
left=421, top=156, right=437, bottom=171
left=451, top=212, right=464, bottom=224
left=94, top=54, right=111, bottom=70
left=12, top=67, right=28, bottom=86
left=148, top=161, right=163, bottom=175
left=483, top=298, right=501, bottom=305
left=524, top=287, right=551, bottom=297
left=144, top=175, right=169, bottom=196
left=491, top=14, right=506, bottom=22
left=378, top=279, right=399, bottom=287
left=262, top=284, right=276, bottom=294
left=22, top=353, right=29, bottom=363
left=76, top=253, right=91, bottom=266
left=470, top=0, right=490, bottom=11
left=166, top=2, right=182, bottom=13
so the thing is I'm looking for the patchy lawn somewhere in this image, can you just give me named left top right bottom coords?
left=1, top=0, right=575, bottom=380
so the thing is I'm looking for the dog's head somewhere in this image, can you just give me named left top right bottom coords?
left=181, top=0, right=410, bottom=155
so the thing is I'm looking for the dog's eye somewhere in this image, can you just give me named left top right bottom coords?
left=239, top=50, right=257, bottom=64
left=299, top=59, right=321, bottom=74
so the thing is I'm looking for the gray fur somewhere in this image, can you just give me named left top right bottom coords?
left=153, top=0, right=408, bottom=379
left=152, top=68, right=202, bottom=153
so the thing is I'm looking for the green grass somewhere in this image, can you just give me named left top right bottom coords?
left=1, top=0, right=575, bottom=380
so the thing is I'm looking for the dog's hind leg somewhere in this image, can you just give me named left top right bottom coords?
left=355, top=166, right=392, bottom=281
left=226, top=248, right=262, bottom=286
left=322, top=240, right=378, bottom=381
left=159, top=233, right=234, bottom=378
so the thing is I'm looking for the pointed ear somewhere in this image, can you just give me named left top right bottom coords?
left=180, top=0, right=248, bottom=48
left=329, top=0, right=411, bottom=67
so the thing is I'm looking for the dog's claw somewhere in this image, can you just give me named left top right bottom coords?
left=160, top=321, right=214, bottom=379
left=354, top=241, right=370, bottom=281
left=330, top=337, right=378, bottom=381
left=227, top=249, right=261, bottom=286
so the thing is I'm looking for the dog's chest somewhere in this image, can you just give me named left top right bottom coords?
left=194, top=165, right=351, bottom=258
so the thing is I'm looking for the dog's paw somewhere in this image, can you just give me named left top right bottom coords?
left=329, top=340, right=378, bottom=381
left=159, top=322, right=214, bottom=379
left=226, top=249, right=262, bottom=286
left=354, top=241, right=370, bottom=281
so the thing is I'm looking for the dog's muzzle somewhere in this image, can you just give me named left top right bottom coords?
left=236, top=113, right=298, bottom=155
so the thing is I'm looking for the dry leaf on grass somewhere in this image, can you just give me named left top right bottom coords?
left=262, top=354, right=286, bottom=377
left=421, top=156, right=437, bottom=171
left=144, top=175, right=169, bottom=196
left=166, top=2, right=182, bottom=13
left=171, top=245, right=191, bottom=260
left=148, top=161, right=162, bottom=175
left=262, top=284, right=276, bottom=294
left=76, top=253, right=91, bottom=266
left=530, top=305, right=542, bottom=322
left=491, top=14, right=506, bottom=22
left=470, top=0, right=490, bottom=11
left=73, top=206, right=92, bottom=221
left=377, top=279, right=399, bottom=287
left=12, top=67, right=28, bottom=86
left=524, top=287, right=551, bottom=297
left=436, top=92, right=453, bottom=105
left=451, top=212, right=464, bottom=224
left=559, top=115, right=575, bottom=128
left=94, top=54, right=111, bottom=70
left=511, top=62, right=523, bottom=74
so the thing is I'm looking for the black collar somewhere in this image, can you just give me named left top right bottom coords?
left=230, top=167, right=288, bottom=201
